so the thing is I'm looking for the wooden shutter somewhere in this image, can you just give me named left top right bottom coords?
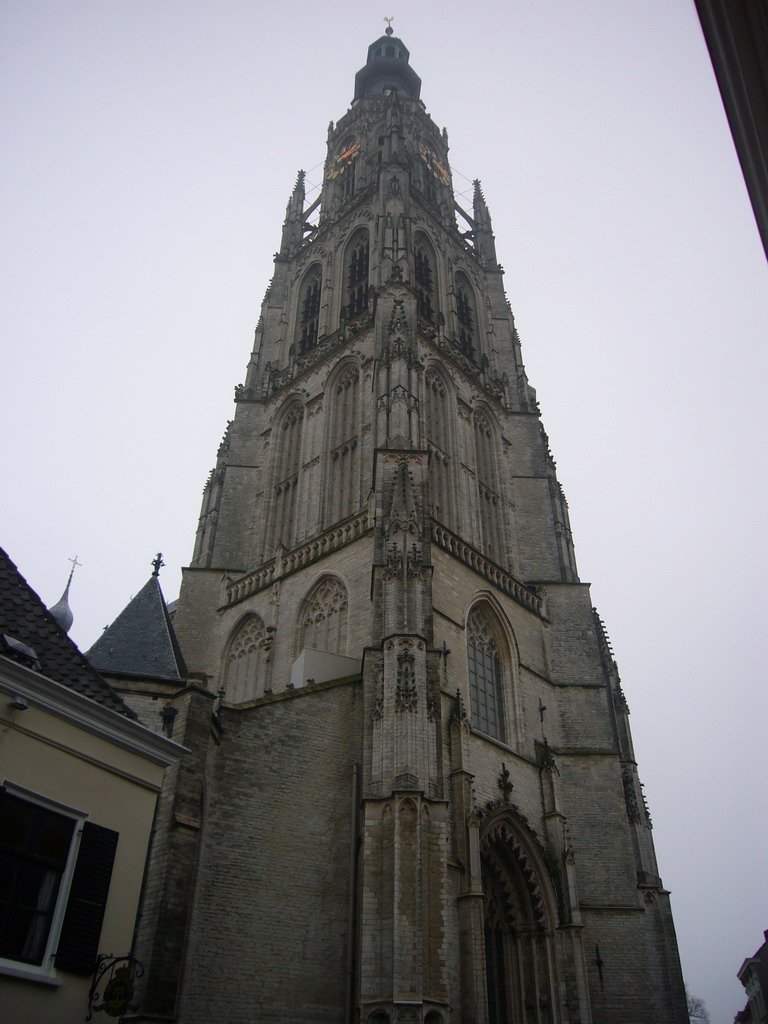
left=55, top=821, right=118, bottom=974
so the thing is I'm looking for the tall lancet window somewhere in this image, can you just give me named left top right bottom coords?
left=424, top=367, right=452, bottom=527
left=474, top=409, right=504, bottom=563
left=346, top=230, right=370, bottom=319
left=415, top=236, right=437, bottom=324
left=223, top=615, right=268, bottom=704
left=340, top=156, right=356, bottom=200
left=327, top=363, right=361, bottom=525
left=297, top=265, right=322, bottom=355
left=297, top=576, right=349, bottom=655
left=467, top=606, right=505, bottom=740
left=455, top=272, right=477, bottom=362
left=269, top=400, right=304, bottom=551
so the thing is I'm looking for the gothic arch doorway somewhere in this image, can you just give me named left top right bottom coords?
left=481, top=816, right=559, bottom=1024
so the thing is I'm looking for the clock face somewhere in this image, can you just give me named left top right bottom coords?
left=326, top=138, right=360, bottom=180
left=419, top=142, right=450, bottom=186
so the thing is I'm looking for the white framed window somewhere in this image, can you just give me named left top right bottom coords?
left=0, top=783, right=117, bottom=983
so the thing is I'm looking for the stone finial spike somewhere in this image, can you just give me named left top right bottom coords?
left=280, top=170, right=306, bottom=255
left=472, top=179, right=497, bottom=266
left=473, top=178, right=489, bottom=219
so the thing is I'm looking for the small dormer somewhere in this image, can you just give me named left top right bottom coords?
left=353, top=28, right=422, bottom=101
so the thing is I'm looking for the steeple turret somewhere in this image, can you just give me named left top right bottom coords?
left=353, top=25, right=421, bottom=101
left=48, top=555, right=80, bottom=633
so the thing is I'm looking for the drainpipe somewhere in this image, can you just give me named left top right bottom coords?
left=345, top=761, right=361, bottom=1024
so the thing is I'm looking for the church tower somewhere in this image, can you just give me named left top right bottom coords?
left=114, top=29, right=687, bottom=1024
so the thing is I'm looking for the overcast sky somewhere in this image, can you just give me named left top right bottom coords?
left=1, top=2, right=766, bottom=1019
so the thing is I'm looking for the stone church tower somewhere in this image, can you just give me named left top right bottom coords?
left=100, top=29, right=688, bottom=1024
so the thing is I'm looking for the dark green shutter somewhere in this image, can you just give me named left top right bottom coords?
left=55, top=821, right=118, bottom=974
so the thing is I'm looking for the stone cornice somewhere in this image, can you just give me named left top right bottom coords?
left=430, top=520, right=545, bottom=618
left=225, top=509, right=373, bottom=607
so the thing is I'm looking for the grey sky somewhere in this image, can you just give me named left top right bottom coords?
left=1, top=2, right=766, bottom=1020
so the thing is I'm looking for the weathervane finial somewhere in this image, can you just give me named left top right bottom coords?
left=384, top=16, right=394, bottom=36
left=67, top=555, right=81, bottom=584
left=151, top=552, right=165, bottom=578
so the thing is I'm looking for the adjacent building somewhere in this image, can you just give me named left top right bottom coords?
left=0, top=548, right=181, bottom=1023
left=736, top=930, right=768, bottom=1023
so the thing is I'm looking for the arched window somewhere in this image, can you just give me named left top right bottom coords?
left=481, top=817, right=559, bottom=1023
left=327, top=363, right=361, bottom=524
left=467, top=606, right=505, bottom=740
left=223, top=615, right=268, bottom=703
left=455, top=272, right=477, bottom=362
left=297, top=576, right=349, bottom=655
left=415, top=237, right=437, bottom=324
left=269, top=401, right=304, bottom=551
left=346, top=230, right=370, bottom=319
left=424, top=367, right=452, bottom=527
left=474, top=410, right=503, bottom=562
left=340, top=156, right=356, bottom=200
left=297, top=266, right=321, bottom=355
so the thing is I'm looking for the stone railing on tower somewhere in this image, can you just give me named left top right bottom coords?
left=225, top=508, right=373, bottom=607
left=430, top=520, right=545, bottom=617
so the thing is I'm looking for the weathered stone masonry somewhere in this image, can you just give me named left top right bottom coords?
left=117, top=29, right=688, bottom=1024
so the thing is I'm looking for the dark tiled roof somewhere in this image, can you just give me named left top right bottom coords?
left=87, top=575, right=187, bottom=681
left=0, top=548, right=134, bottom=717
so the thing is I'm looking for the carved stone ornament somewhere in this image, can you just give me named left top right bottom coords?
left=622, top=767, right=642, bottom=824
left=426, top=668, right=440, bottom=722
left=217, top=420, right=233, bottom=457
left=371, top=692, right=384, bottom=720
left=539, top=740, right=560, bottom=776
left=450, top=688, right=470, bottom=729
left=395, top=681, right=418, bottom=713
left=497, top=762, right=514, bottom=803
left=384, top=541, right=402, bottom=580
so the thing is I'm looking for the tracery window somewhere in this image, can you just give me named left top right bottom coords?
left=269, top=401, right=303, bottom=551
left=328, top=364, right=361, bottom=525
left=456, top=272, right=477, bottom=362
left=224, top=615, right=268, bottom=703
left=346, top=231, right=370, bottom=319
left=297, top=266, right=321, bottom=355
left=467, top=607, right=504, bottom=740
left=424, top=367, right=452, bottom=527
left=415, top=238, right=437, bottom=323
left=298, top=576, right=349, bottom=656
left=424, top=171, right=437, bottom=206
left=474, top=410, right=503, bottom=562
left=340, top=156, right=356, bottom=200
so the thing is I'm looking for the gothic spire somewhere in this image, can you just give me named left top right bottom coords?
left=279, top=170, right=306, bottom=257
left=473, top=178, right=498, bottom=269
